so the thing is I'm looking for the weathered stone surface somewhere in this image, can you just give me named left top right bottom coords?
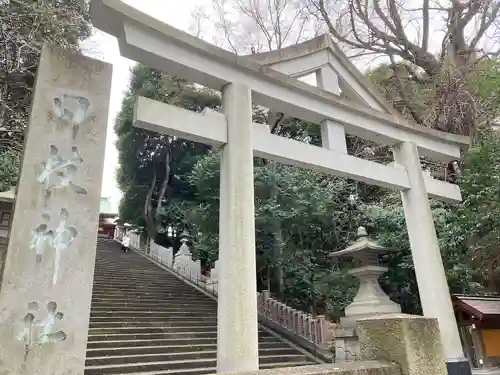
left=335, top=327, right=360, bottom=362
left=217, top=83, right=259, bottom=372
left=0, top=43, right=112, bottom=374
left=212, top=361, right=400, bottom=375
left=357, top=314, right=447, bottom=375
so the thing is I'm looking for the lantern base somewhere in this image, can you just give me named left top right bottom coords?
left=341, top=265, right=401, bottom=328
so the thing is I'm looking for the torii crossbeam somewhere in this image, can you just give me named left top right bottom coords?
left=134, top=96, right=461, bottom=202
left=91, top=1, right=471, bottom=374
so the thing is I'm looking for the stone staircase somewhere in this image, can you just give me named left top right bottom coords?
left=85, top=239, right=318, bottom=374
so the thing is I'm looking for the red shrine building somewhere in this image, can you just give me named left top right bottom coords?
left=98, top=197, right=118, bottom=238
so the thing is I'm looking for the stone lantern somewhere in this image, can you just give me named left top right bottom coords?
left=331, top=226, right=401, bottom=327
left=330, top=226, right=401, bottom=361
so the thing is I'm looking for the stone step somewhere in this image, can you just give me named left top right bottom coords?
left=92, top=272, right=179, bottom=277
left=87, top=331, right=218, bottom=342
left=90, top=295, right=210, bottom=302
left=93, top=277, right=180, bottom=282
left=90, top=290, right=206, bottom=297
left=86, top=365, right=216, bottom=375
left=92, top=281, right=193, bottom=288
left=92, top=279, right=188, bottom=283
left=84, top=357, right=312, bottom=374
left=90, top=311, right=217, bottom=318
left=90, top=306, right=216, bottom=313
left=92, top=272, right=176, bottom=276
left=88, top=326, right=218, bottom=334
left=86, top=351, right=309, bottom=367
left=93, top=272, right=177, bottom=276
left=85, top=240, right=319, bottom=375
left=86, top=335, right=283, bottom=349
left=90, top=289, right=205, bottom=294
left=87, top=338, right=218, bottom=349
left=92, top=273, right=181, bottom=278
left=85, top=352, right=219, bottom=367
left=92, top=283, right=200, bottom=294
left=90, top=301, right=213, bottom=307
left=92, top=278, right=187, bottom=283
left=90, top=296, right=210, bottom=302
left=92, top=277, right=189, bottom=282
left=87, top=329, right=276, bottom=342
left=91, top=283, right=200, bottom=289
left=86, top=341, right=292, bottom=357
left=89, top=315, right=216, bottom=323
left=91, top=296, right=211, bottom=303
left=90, top=302, right=215, bottom=309
left=90, top=303, right=214, bottom=309
left=101, top=362, right=312, bottom=375
left=93, top=275, right=179, bottom=280
left=86, top=344, right=218, bottom=357
left=89, top=320, right=217, bottom=328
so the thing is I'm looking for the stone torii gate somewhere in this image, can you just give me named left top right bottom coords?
left=90, top=1, right=470, bottom=374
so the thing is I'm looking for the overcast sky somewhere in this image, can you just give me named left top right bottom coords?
left=82, top=1, right=211, bottom=212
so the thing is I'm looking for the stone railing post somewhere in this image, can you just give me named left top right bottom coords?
left=262, top=289, right=270, bottom=300
left=315, top=315, right=329, bottom=347
left=210, top=259, right=220, bottom=282
left=173, top=238, right=201, bottom=280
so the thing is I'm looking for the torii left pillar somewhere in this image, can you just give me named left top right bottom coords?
left=217, top=83, right=259, bottom=372
left=0, top=44, right=112, bottom=374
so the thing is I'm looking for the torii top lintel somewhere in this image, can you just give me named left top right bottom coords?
left=243, top=35, right=397, bottom=115
left=90, top=0, right=469, bottom=163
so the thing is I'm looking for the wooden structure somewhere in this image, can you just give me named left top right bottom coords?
left=0, top=187, right=15, bottom=240
left=98, top=197, right=118, bottom=238
left=0, top=187, right=15, bottom=278
left=454, top=295, right=500, bottom=373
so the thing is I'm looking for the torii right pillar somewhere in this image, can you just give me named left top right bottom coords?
left=393, top=141, right=471, bottom=375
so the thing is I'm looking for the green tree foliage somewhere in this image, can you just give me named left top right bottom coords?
left=452, top=131, right=500, bottom=291
left=365, top=130, right=500, bottom=312
left=115, top=35, right=500, bottom=319
left=186, top=141, right=367, bottom=315
left=0, top=0, right=91, bottom=190
left=115, top=64, right=221, bottom=240
left=0, top=149, right=20, bottom=191
left=365, top=59, right=500, bottom=306
left=184, top=59, right=500, bottom=316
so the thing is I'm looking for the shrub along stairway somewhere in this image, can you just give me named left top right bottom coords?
left=85, top=239, right=318, bottom=374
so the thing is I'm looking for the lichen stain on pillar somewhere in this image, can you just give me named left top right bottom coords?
left=357, top=314, right=447, bottom=375
left=0, top=43, right=112, bottom=375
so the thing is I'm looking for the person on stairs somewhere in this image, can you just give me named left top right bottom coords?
left=121, top=231, right=130, bottom=252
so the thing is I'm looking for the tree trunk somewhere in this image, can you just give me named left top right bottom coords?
left=156, top=143, right=171, bottom=213
left=269, top=162, right=285, bottom=299
left=144, top=169, right=157, bottom=242
left=266, top=111, right=286, bottom=299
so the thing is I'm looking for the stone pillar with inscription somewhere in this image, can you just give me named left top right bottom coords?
left=0, top=44, right=112, bottom=374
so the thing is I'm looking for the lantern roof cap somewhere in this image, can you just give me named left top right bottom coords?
left=329, top=226, right=396, bottom=259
